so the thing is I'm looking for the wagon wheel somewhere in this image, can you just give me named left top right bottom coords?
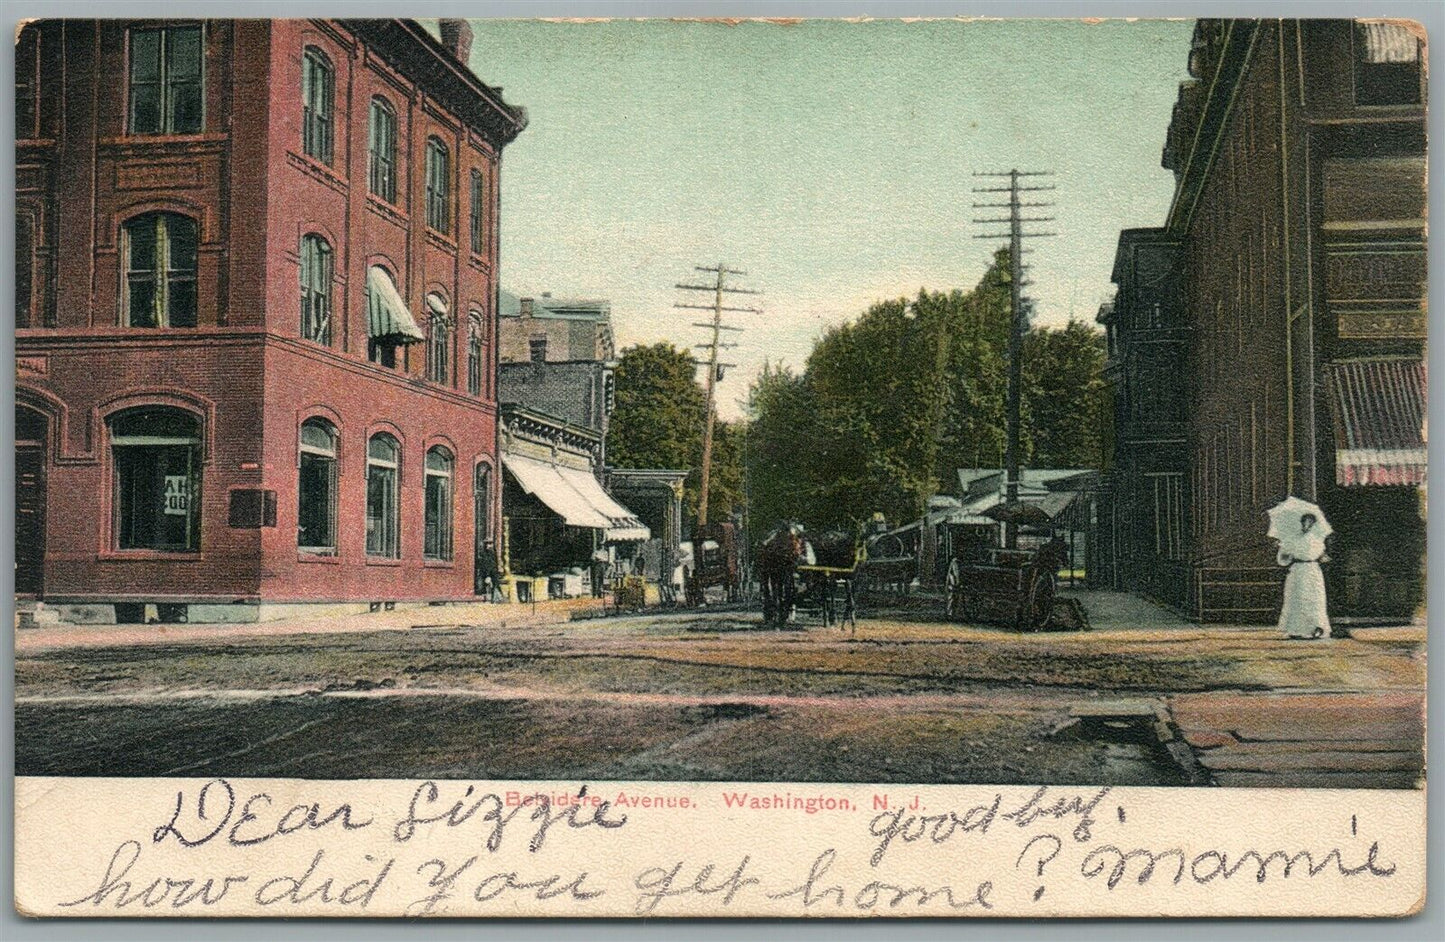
left=944, top=559, right=966, bottom=622
left=1022, top=571, right=1056, bottom=632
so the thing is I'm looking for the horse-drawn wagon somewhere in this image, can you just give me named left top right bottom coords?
left=683, top=522, right=743, bottom=606
left=757, top=524, right=864, bottom=628
left=942, top=501, right=1070, bottom=631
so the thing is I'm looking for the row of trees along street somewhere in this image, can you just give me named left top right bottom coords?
left=607, top=249, right=1113, bottom=538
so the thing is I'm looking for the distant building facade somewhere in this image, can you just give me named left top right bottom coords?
left=498, top=290, right=614, bottom=363
left=1105, top=18, right=1426, bottom=622
left=15, top=19, right=525, bottom=623
left=499, top=404, right=648, bottom=600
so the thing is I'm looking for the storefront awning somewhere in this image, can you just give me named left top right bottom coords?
left=1358, top=20, right=1419, bottom=64
left=1324, top=357, right=1426, bottom=487
left=555, top=466, right=651, bottom=542
left=366, top=266, right=426, bottom=343
left=503, top=454, right=611, bottom=529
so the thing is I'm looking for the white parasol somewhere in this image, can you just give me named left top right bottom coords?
left=1266, top=496, right=1333, bottom=541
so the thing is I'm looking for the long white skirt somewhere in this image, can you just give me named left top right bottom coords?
left=1278, top=561, right=1331, bottom=638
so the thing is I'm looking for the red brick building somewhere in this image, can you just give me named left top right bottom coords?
left=15, top=19, right=526, bottom=623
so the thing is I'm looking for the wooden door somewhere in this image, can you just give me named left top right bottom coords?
left=15, top=439, right=47, bottom=596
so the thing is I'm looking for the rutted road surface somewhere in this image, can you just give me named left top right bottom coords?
left=14, top=606, right=1425, bottom=788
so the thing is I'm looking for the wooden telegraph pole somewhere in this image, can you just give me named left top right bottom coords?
left=675, top=264, right=761, bottom=527
left=972, top=170, right=1056, bottom=548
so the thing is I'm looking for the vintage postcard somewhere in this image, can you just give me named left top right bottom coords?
left=12, top=14, right=1428, bottom=918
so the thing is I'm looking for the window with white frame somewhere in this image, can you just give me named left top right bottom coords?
left=425, top=137, right=450, bottom=233
left=299, top=234, right=332, bottom=344
left=368, top=97, right=398, bottom=203
left=467, top=312, right=484, bottom=396
left=123, top=212, right=198, bottom=328
left=128, top=25, right=203, bottom=135
left=469, top=168, right=485, bottom=256
left=427, top=295, right=451, bottom=385
left=111, top=407, right=201, bottom=552
left=298, top=418, right=338, bottom=553
left=366, top=433, right=400, bottom=558
left=301, top=47, right=334, bottom=165
left=424, top=446, right=454, bottom=561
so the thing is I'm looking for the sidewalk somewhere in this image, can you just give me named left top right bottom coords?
left=14, top=596, right=606, bottom=653
left=1067, top=589, right=1194, bottom=630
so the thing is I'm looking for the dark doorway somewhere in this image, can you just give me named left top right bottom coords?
left=15, top=405, right=48, bottom=596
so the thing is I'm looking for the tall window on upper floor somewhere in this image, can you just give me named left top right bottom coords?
left=123, top=213, right=198, bottom=328
left=368, top=98, right=398, bottom=203
left=111, top=407, right=201, bottom=552
left=424, top=446, right=454, bottom=561
left=366, top=433, right=400, bottom=558
left=301, top=47, right=335, bottom=165
left=16, top=213, right=34, bottom=328
left=427, top=294, right=451, bottom=384
left=128, top=25, right=203, bottom=135
left=298, top=418, right=338, bottom=554
left=299, top=234, right=333, bottom=344
left=469, top=169, right=485, bottom=256
left=16, top=24, right=38, bottom=140
left=425, top=137, right=451, bottom=233
left=1355, top=21, right=1423, bottom=106
left=467, top=312, right=484, bottom=396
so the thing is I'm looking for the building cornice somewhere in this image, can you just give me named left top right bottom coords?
left=343, top=19, right=527, bottom=147
left=1164, top=19, right=1260, bottom=236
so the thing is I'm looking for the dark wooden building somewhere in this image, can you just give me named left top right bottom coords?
left=1104, top=18, right=1426, bottom=622
left=1094, top=229, right=1189, bottom=608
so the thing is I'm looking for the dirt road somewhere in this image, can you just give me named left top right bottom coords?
left=14, top=608, right=1425, bottom=788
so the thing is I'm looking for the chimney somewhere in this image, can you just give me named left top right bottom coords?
left=439, top=19, right=474, bottom=66
left=520, top=297, right=534, bottom=317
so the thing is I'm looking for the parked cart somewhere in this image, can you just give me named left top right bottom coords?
left=943, top=501, right=1070, bottom=631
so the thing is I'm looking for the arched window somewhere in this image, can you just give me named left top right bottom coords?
left=424, top=446, right=454, bottom=561
left=368, top=97, right=398, bottom=203
left=123, top=212, right=198, bottom=328
left=299, top=234, right=332, bottom=344
left=425, top=137, right=450, bottom=233
left=110, top=407, right=201, bottom=551
left=469, top=168, right=485, bottom=256
left=298, top=418, right=337, bottom=553
left=365, top=433, right=400, bottom=558
left=467, top=312, right=484, bottom=396
left=427, top=293, right=451, bottom=384
left=473, top=462, right=492, bottom=552
left=301, top=47, right=334, bottom=165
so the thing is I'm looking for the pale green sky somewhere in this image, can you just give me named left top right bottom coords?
left=461, top=17, right=1193, bottom=417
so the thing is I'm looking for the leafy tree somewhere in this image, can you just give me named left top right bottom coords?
left=608, top=342, right=743, bottom=528
left=747, top=247, right=1110, bottom=533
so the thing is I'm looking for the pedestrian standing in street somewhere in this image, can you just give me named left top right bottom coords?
left=1270, top=502, right=1332, bottom=640
left=591, top=549, right=610, bottom=599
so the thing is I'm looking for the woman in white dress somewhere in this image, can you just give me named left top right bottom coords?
left=1276, top=513, right=1331, bottom=639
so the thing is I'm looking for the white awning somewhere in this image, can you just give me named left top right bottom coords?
left=555, top=466, right=652, bottom=542
left=1359, top=21, right=1419, bottom=64
left=503, top=454, right=611, bottom=529
left=425, top=292, right=450, bottom=318
left=366, top=266, right=426, bottom=343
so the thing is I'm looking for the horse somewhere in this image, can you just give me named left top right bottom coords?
left=756, top=523, right=808, bottom=627
left=801, top=530, right=859, bottom=629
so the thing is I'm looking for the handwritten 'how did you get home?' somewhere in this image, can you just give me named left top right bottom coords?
left=16, top=778, right=1419, bottom=918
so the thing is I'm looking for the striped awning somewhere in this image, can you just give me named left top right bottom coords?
left=503, top=454, right=611, bottom=529
left=554, top=466, right=651, bottom=542
left=1358, top=21, right=1419, bottom=64
left=1324, top=358, right=1426, bottom=487
left=366, top=266, right=425, bottom=343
